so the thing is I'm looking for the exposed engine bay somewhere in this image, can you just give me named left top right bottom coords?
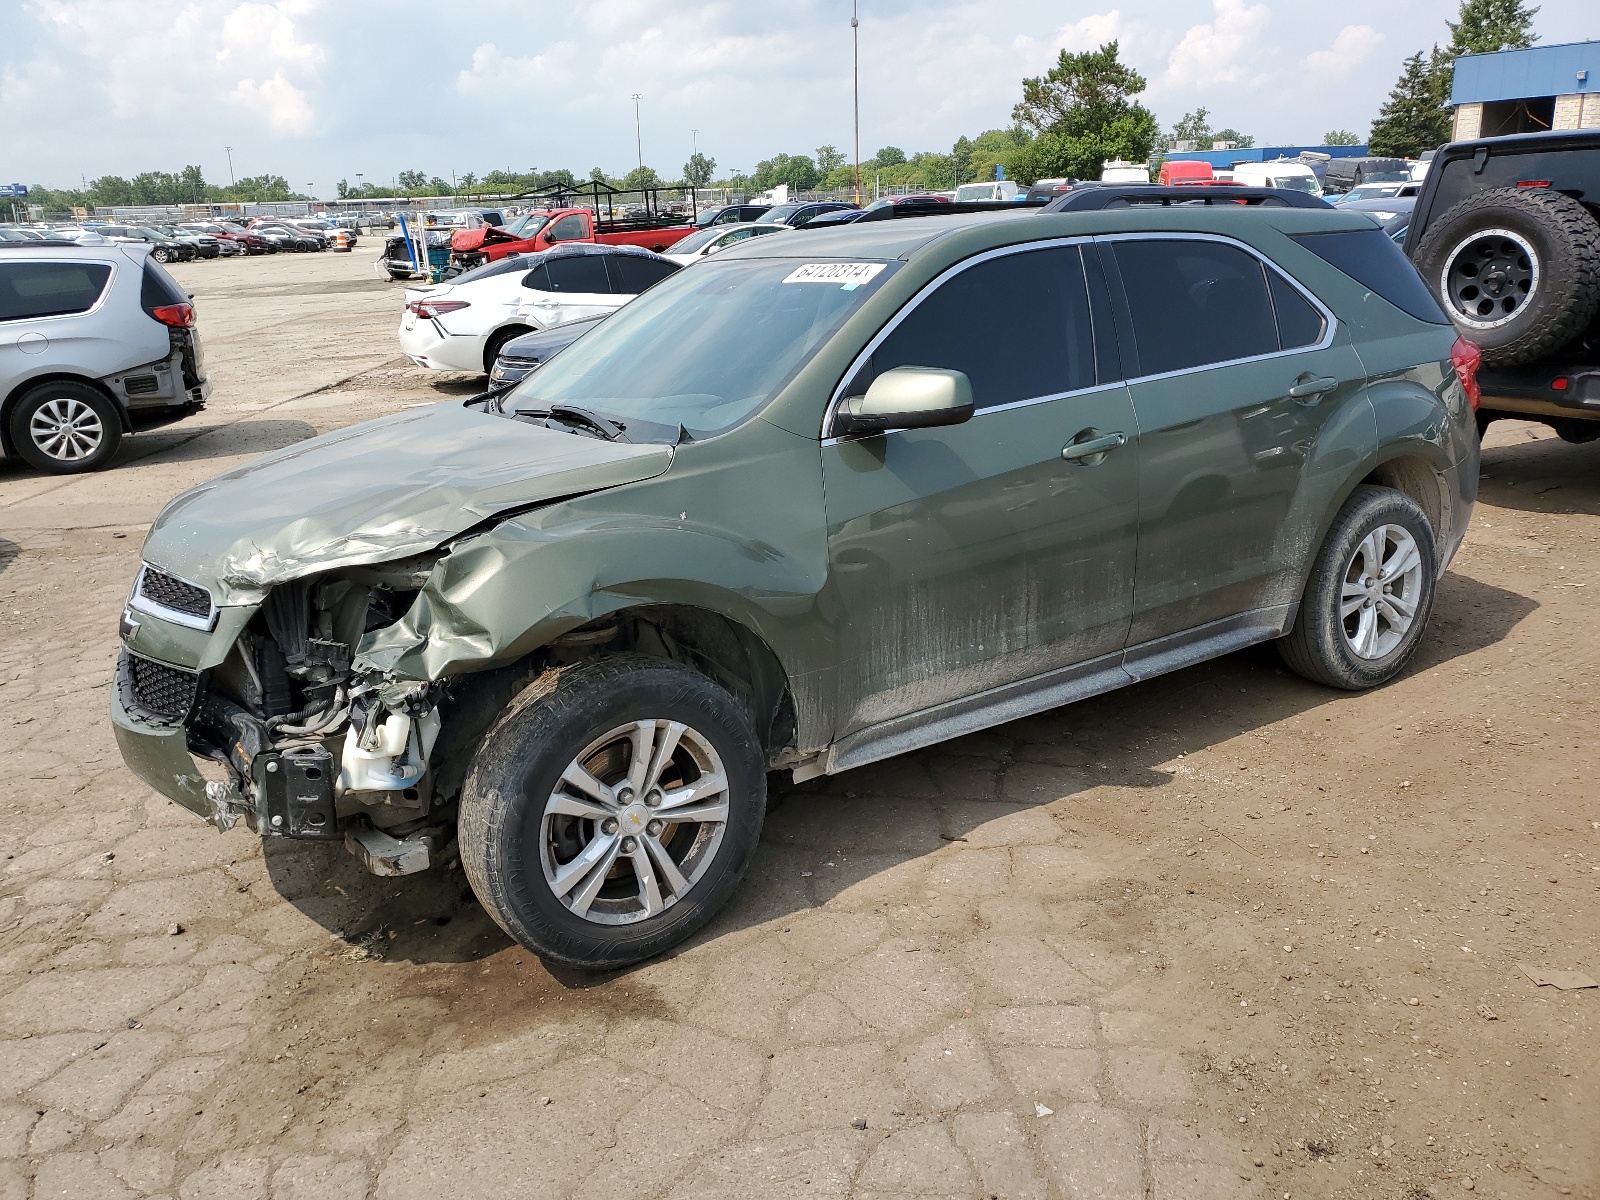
left=173, top=559, right=454, bottom=875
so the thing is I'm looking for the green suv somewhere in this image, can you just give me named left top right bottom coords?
left=114, top=203, right=1479, bottom=968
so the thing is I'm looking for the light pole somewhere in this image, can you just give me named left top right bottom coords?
left=224, top=145, right=236, bottom=187
left=355, top=173, right=363, bottom=192
left=631, top=94, right=644, bottom=175
left=851, top=1, right=861, bottom=206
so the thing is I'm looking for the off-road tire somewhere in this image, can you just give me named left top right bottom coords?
left=1414, top=187, right=1600, bottom=365
left=1279, top=485, right=1437, bottom=690
left=483, top=326, right=531, bottom=376
left=8, top=381, right=123, bottom=474
left=459, top=655, right=766, bottom=970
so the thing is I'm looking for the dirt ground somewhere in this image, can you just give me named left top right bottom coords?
left=1, top=247, right=1596, bottom=1200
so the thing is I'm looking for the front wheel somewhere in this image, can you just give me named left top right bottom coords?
left=152, top=248, right=171, bottom=263
left=1278, top=485, right=1437, bottom=690
left=459, top=655, right=766, bottom=969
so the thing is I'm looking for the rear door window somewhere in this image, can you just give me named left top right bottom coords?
left=1266, top=271, right=1327, bottom=348
left=1291, top=228, right=1449, bottom=324
left=1110, top=239, right=1280, bottom=376
left=543, top=256, right=612, bottom=294
left=0, top=261, right=114, bottom=321
left=607, top=256, right=679, bottom=294
left=851, top=245, right=1097, bottom=411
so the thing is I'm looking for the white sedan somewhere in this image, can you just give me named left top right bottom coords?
left=661, top=222, right=793, bottom=266
left=398, top=246, right=679, bottom=375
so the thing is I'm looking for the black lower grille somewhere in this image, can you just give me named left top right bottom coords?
left=126, top=653, right=198, bottom=721
left=139, top=567, right=211, bottom=619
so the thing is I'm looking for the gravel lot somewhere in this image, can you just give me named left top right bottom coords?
left=1, top=248, right=1596, bottom=1200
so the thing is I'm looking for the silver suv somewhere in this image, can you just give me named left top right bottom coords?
left=1, top=241, right=210, bottom=473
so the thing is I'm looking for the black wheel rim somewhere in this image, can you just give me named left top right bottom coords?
left=1442, top=228, right=1537, bottom=329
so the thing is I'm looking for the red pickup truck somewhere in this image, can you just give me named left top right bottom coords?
left=450, top=206, right=695, bottom=269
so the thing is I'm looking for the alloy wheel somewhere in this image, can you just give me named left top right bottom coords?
left=539, top=719, right=729, bottom=925
left=1441, top=227, right=1537, bottom=328
left=1340, top=524, right=1424, bottom=659
left=29, top=397, right=105, bottom=463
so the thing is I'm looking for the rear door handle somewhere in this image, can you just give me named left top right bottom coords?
left=1061, top=430, right=1126, bottom=462
left=1287, top=375, right=1338, bottom=401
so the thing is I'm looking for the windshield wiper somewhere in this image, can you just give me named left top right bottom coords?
left=514, top=403, right=626, bottom=441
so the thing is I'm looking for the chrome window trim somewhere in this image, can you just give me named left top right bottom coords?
left=819, top=235, right=1099, bottom=440
left=1093, top=232, right=1338, bottom=385
left=128, top=565, right=218, bottom=632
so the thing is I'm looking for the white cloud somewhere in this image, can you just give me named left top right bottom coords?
left=1159, top=0, right=1271, bottom=89
left=230, top=71, right=315, bottom=132
left=1302, top=24, right=1383, bottom=79
left=455, top=42, right=575, bottom=96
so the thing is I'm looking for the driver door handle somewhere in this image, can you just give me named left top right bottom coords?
left=1061, top=431, right=1127, bottom=461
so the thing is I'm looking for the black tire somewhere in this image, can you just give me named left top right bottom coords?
left=1414, top=187, right=1600, bottom=366
left=152, top=248, right=171, bottom=263
left=482, top=326, right=530, bottom=376
left=7, top=381, right=123, bottom=474
left=459, top=655, right=766, bottom=969
left=1278, top=485, right=1437, bottom=690
left=386, top=269, right=411, bottom=282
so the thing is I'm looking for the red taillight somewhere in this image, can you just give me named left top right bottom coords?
left=1551, top=376, right=1569, bottom=392
left=1451, top=336, right=1482, bottom=411
left=1516, top=179, right=1551, bottom=188
left=406, top=299, right=469, bottom=319
left=149, top=303, right=195, bottom=328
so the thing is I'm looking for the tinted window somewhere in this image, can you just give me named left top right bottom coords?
left=141, top=259, right=187, bottom=309
left=1291, top=229, right=1450, bottom=324
left=0, top=261, right=114, bottom=321
left=543, top=256, right=612, bottom=294
left=1267, top=271, right=1326, bottom=348
left=521, top=265, right=553, bottom=292
left=546, top=214, right=587, bottom=242
left=1111, top=239, right=1278, bottom=375
left=449, top=254, right=528, bottom=285
left=608, top=256, right=679, bottom=294
left=854, top=246, right=1096, bottom=411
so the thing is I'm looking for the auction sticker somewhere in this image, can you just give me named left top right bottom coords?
left=782, top=262, right=886, bottom=288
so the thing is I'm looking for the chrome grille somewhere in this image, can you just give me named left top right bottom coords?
left=125, top=653, right=198, bottom=721
left=138, top=568, right=211, bottom=619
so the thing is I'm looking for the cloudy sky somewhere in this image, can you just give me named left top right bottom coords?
left=2, top=0, right=1591, bottom=192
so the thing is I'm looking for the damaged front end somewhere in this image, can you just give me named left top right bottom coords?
left=115, top=558, right=454, bottom=874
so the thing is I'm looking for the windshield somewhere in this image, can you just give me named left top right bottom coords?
left=954, top=185, right=994, bottom=202
left=755, top=205, right=800, bottom=223
left=1363, top=170, right=1410, bottom=183
left=666, top=227, right=725, bottom=255
left=1271, top=175, right=1320, bottom=194
left=449, top=254, right=530, bottom=285
left=502, top=212, right=550, bottom=239
left=506, top=257, right=900, bottom=439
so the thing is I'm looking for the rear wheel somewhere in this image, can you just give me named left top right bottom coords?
left=8, top=381, right=122, bottom=474
left=459, top=655, right=766, bottom=969
left=1279, top=485, right=1437, bottom=690
left=483, top=326, right=530, bottom=376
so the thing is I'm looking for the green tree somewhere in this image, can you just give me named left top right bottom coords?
left=1213, top=128, right=1253, bottom=148
left=752, top=153, right=819, bottom=191
left=683, top=152, right=717, bottom=188
left=1369, top=48, right=1454, bottom=157
left=1009, top=42, right=1158, bottom=184
left=458, top=171, right=478, bottom=193
left=396, top=169, right=429, bottom=191
left=1322, top=129, right=1362, bottom=145
left=1448, top=0, right=1538, bottom=56
left=1165, top=108, right=1212, bottom=151
left=87, top=176, right=133, bottom=207
left=588, top=167, right=609, bottom=183
left=622, top=165, right=663, bottom=191
left=872, top=146, right=906, bottom=168
left=815, top=144, right=846, bottom=174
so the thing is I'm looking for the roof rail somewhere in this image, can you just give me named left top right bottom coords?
left=1042, top=185, right=1332, bottom=211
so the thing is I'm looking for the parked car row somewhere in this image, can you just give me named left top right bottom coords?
left=0, top=216, right=358, bottom=261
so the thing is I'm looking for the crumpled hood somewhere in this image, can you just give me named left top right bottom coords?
left=142, top=403, right=673, bottom=604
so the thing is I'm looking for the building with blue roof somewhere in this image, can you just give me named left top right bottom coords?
left=1451, top=40, right=1600, bottom=139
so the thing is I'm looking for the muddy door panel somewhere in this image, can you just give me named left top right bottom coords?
left=822, top=385, right=1139, bottom=736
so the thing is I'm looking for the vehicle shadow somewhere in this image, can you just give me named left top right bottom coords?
left=0, top=539, right=17, bottom=576
left=1479, top=428, right=1600, bottom=517
left=258, top=569, right=1537, bottom=970
left=114, top=419, right=321, bottom=466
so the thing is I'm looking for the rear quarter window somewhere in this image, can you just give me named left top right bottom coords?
left=0, top=261, right=114, bottom=321
left=1292, top=228, right=1449, bottom=324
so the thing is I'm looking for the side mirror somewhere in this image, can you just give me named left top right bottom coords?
left=831, top=366, right=975, bottom=438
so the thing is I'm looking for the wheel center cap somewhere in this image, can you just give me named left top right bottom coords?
left=619, top=804, right=650, bottom=833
